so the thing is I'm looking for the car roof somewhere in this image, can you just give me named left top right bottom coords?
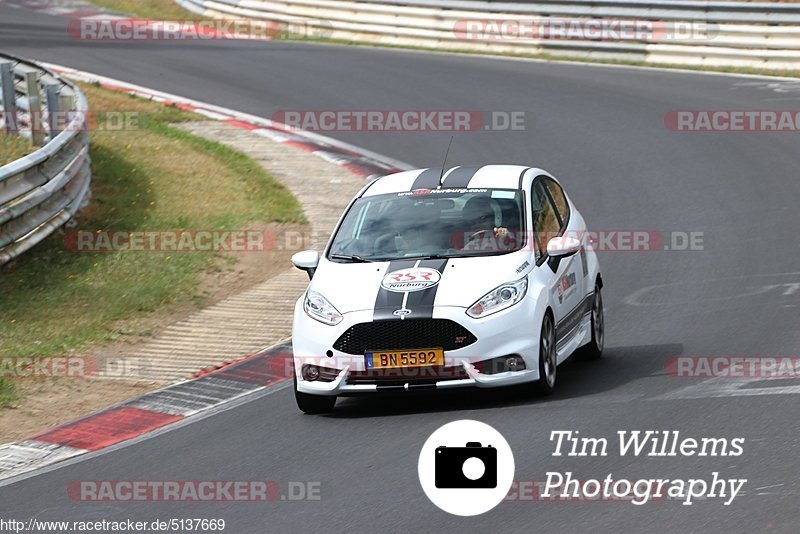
left=362, top=165, right=546, bottom=197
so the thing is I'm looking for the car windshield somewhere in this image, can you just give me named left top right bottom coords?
left=328, top=188, right=526, bottom=262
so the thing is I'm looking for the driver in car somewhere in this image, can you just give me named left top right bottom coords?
left=460, top=196, right=509, bottom=251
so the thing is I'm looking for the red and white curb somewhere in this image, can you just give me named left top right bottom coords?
left=0, top=63, right=410, bottom=483
left=43, top=63, right=411, bottom=179
left=0, top=341, right=294, bottom=482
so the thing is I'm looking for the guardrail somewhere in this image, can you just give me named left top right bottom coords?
left=175, top=0, right=800, bottom=70
left=0, top=54, right=91, bottom=266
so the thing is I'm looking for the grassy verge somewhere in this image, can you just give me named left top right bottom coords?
left=0, top=84, right=305, bottom=406
left=0, top=134, right=32, bottom=167
left=86, top=0, right=195, bottom=20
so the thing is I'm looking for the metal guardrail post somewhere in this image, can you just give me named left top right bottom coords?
left=0, top=62, right=17, bottom=136
left=45, top=83, right=63, bottom=140
left=58, top=88, right=74, bottom=111
left=59, top=91, right=74, bottom=134
left=25, top=71, right=45, bottom=146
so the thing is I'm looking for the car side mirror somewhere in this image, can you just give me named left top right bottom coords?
left=546, top=236, right=581, bottom=258
left=546, top=236, right=580, bottom=273
left=292, top=250, right=320, bottom=280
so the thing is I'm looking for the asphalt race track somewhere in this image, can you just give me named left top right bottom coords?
left=2, top=4, right=800, bottom=532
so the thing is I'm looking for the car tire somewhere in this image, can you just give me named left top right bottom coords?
left=576, top=284, right=604, bottom=361
left=294, top=377, right=336, bottom=414
left=534, top=313, right=557, bottom=395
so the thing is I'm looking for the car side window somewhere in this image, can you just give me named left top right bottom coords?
left=543, top=178, right=569, bottom=229
left=531, top=178, right=561, bottom=260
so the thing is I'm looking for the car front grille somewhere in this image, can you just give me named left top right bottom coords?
left=332, top=319, right=477, bottom=355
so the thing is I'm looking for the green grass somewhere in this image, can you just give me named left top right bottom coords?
left=86, top=0, right=196, bottom=20
left=0, top=378, right=15, bottom=406
left=0, top=84, right=305, bottom=406
left=0, top=134, right=32, bottom=167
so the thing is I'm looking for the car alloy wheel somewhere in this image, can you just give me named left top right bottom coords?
left=535, top=313, right=557, bottom=395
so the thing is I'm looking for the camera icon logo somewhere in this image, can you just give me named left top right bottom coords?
left=418, top=420, right=514, bottom=516
left=435, top=442, right=497, bottom=489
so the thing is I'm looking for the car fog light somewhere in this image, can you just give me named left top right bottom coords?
left=302, top=364, right=320, bottom=381
left=505, top=356, right=524, bottom=372
left=474, top=354, right=527, bottom=375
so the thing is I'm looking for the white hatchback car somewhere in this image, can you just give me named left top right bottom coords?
left=290, top=165, right=603, bottom=413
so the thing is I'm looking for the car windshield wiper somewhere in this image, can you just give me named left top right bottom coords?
left=398, top=254, right=454, bottom=261
left=329, top=254, right=373, bottom=263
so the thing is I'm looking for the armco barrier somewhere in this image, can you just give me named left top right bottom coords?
left=0, top=54, right=91, bottom=266
left=174, top=0, right=800, bottom=70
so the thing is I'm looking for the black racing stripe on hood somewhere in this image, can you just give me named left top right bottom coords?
left=410, top=168, right=443, bottom=190
left=441, top=166, right=482, bottom=188
left=402, top=259, right=449, bottom=319
left=373, top=259, right=417, bottom=321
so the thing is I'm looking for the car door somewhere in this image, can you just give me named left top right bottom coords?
left=531, top=177, right=585, bottom=355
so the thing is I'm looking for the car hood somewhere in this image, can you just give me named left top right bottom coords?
left=309, top=253, right=531, bottom=316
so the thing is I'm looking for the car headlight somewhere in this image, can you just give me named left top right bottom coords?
left=466, top=277, right=528, bottom=318
left=304, top=290, right=343, bottom=325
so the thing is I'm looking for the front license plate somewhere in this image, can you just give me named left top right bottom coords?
left=365, top=349, right=444, bottom=369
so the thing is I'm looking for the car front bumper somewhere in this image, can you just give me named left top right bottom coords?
left=292, top=296, right=541, bottom=396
